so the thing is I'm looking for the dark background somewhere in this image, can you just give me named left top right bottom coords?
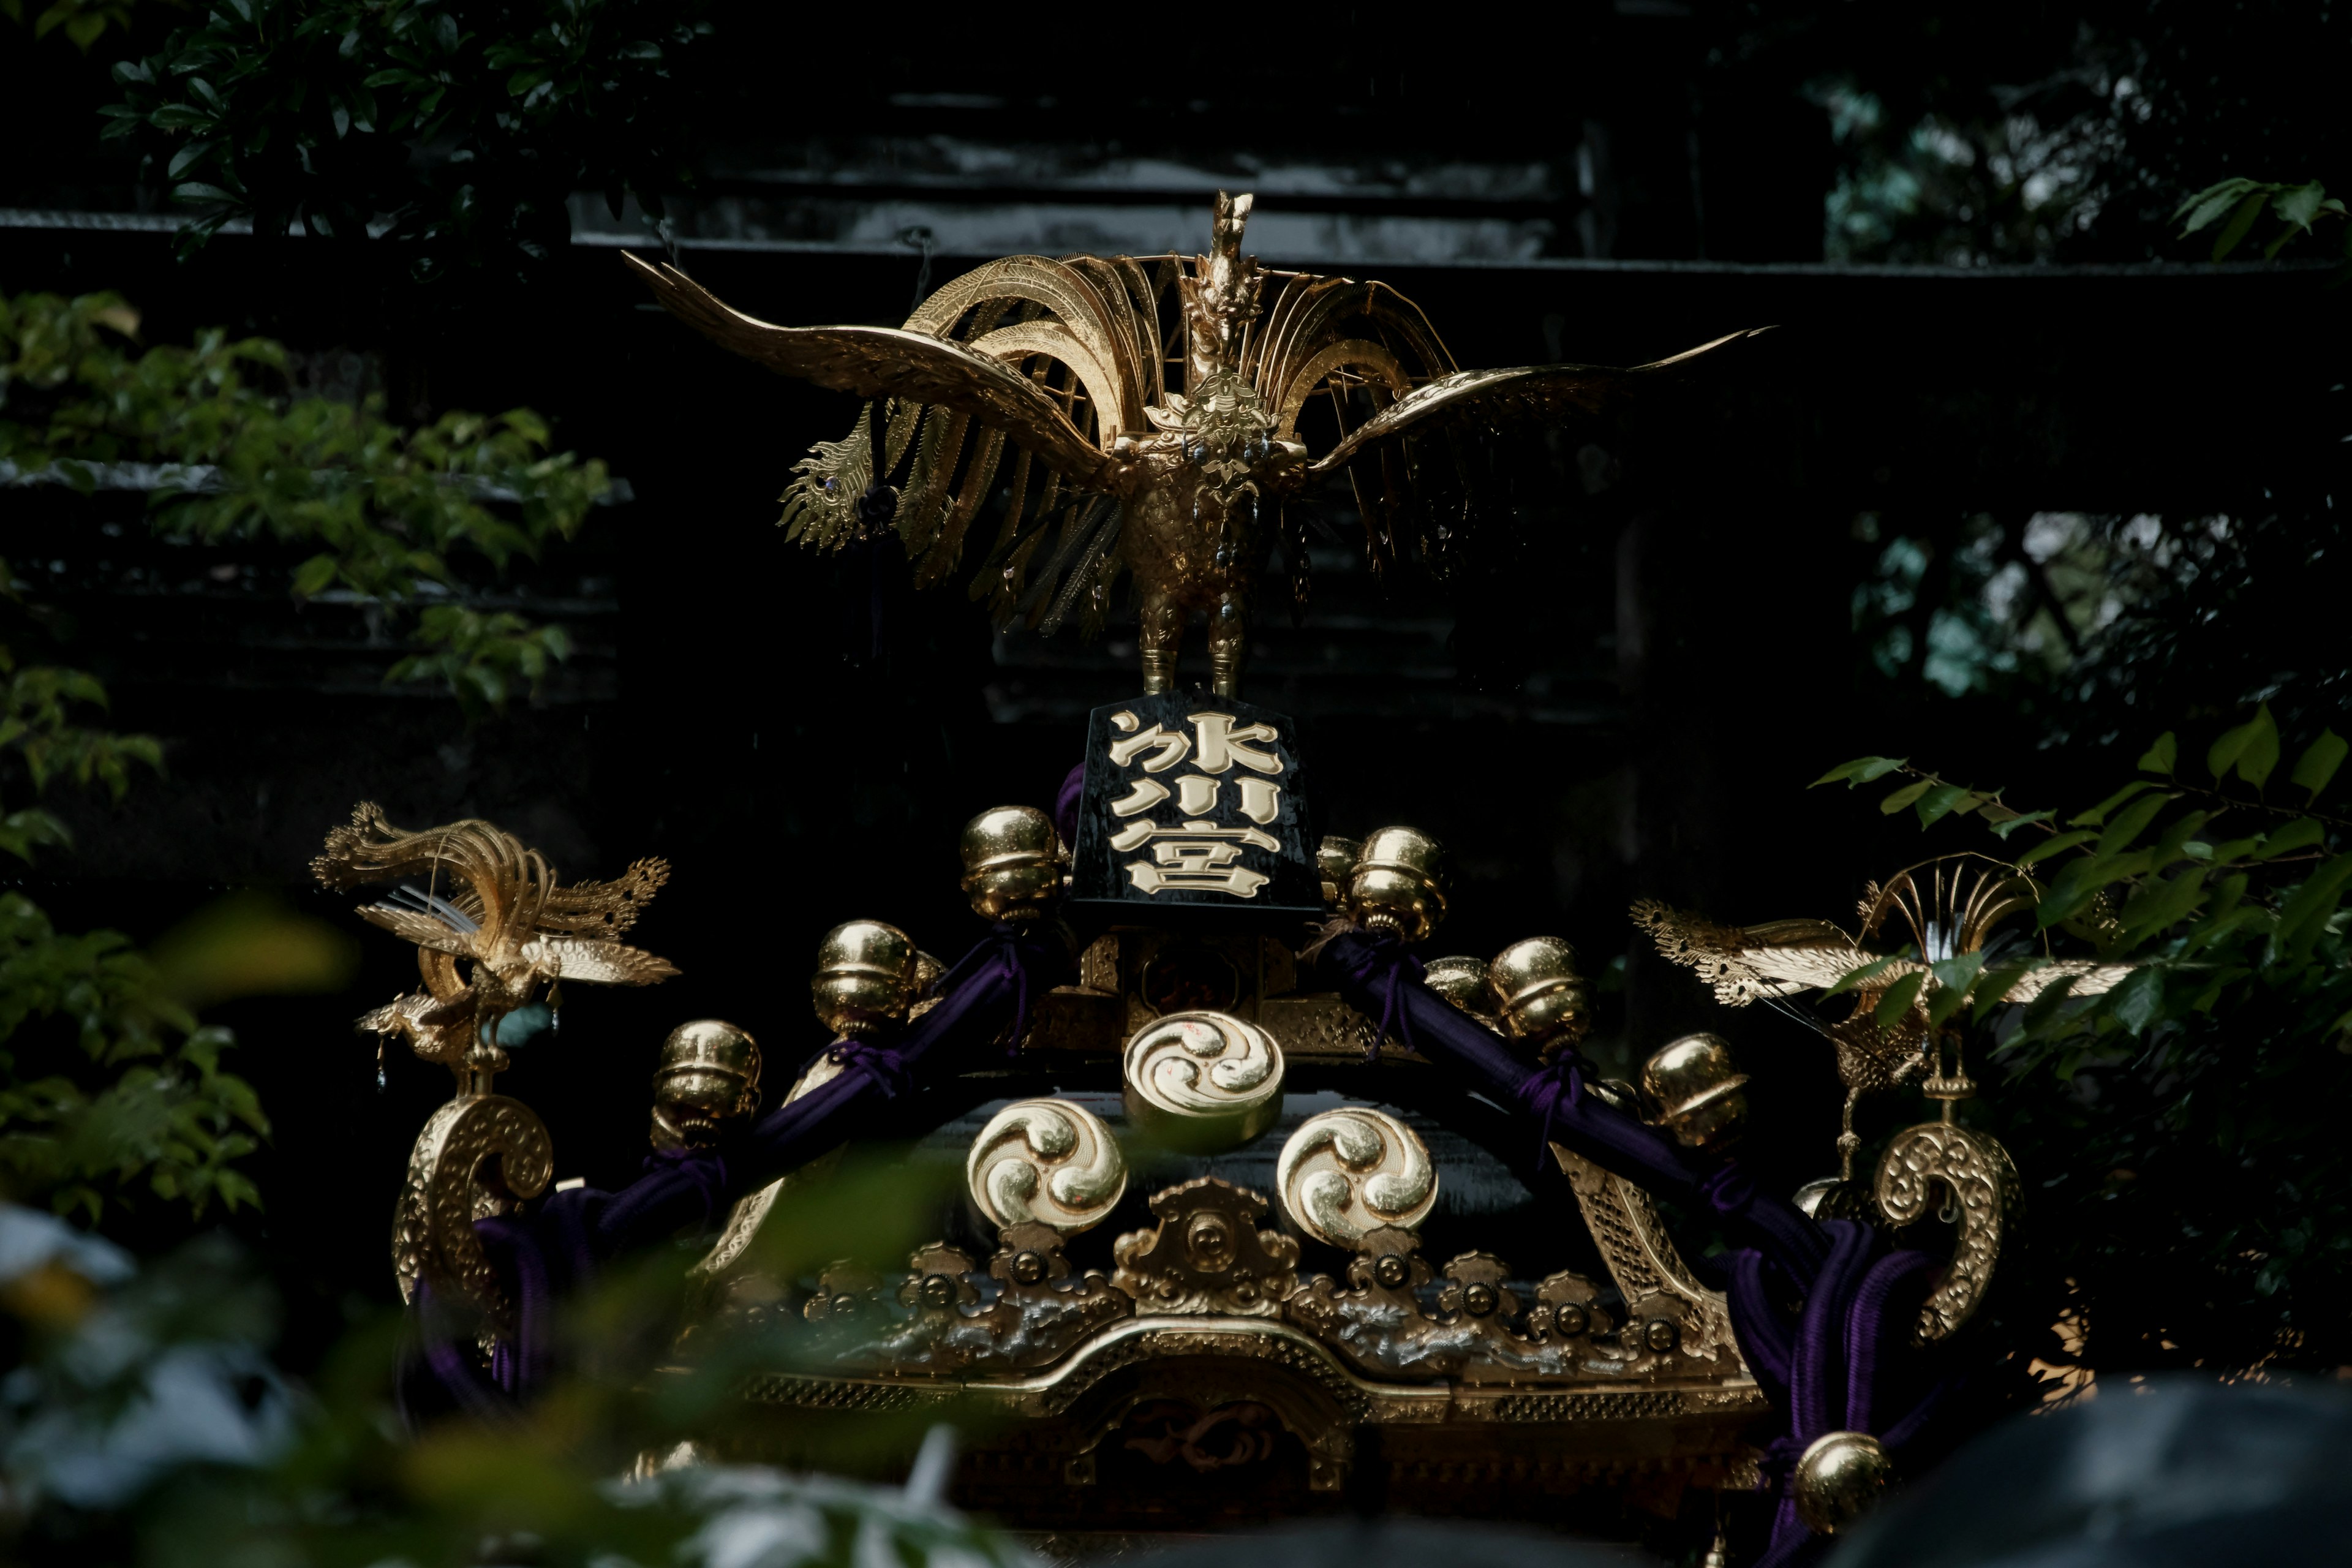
left=5, top=1, right=2350, bottom=1392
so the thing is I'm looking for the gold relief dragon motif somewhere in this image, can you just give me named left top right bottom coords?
left=628, top=191, right=1766, bottom=695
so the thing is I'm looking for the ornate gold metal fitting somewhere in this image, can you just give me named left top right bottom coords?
left=812, top=919, right=920, bottom=1041
left=649, top=1019, right=762, bottom=1151
left=1640, top=1033, right=1751, bottom=1149
left=1316, top=835, right=1361, bottom=905
left=1121, top=1010, right=1284, bottom=1154
left=1345, top=827, right=1447, bottom=942
left=966, top=1098, right=1128, bottom=1234
left=1275, top=1107, right=1437, bottom=1248
left=1110, top=1176, right=1300, bottom=1316
left=1793, top=1177, right=1876, bottom=1222
left=1488, top=937, right=1590, bottom=1057
left=1793, top=1430, right=1894, bottom=1536
left=1875, top=1120, right=2018, bottom=1343
left=1422, top=955, right=1498, bottom=1022
left=960, top=805, right=1064, bottom=924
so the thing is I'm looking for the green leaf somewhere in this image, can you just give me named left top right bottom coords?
left=1880, top=780, right=1932, bottom=816
left=1926, top=951, right=1987, bottom=1025
left=2274, top=180, right=2331, bottom=233
left=2291, top=728, right=2348, bottom=801
left=1913, top=782, right=1978, bottom=826
left=2119, top=867, right=2207, bottom=938
left=2070, top=781, right=2157, bottom=827
left=2019, top=828, right=2097, bottom=867
left=290, top=554, right=337, bottom=598
left=2094, top=793, right=2170, bottom=858
left=2176, top=178, right=2262, bottom=233
left=2209, top=705, right=2280, bottom=788
left=1812, top=756, right=1905, bottom=788
left=2254, top=818, right=2325, bottom=859
left=2212, top=189, right=2272, bottom=261
left=2106, top=967, right=2165, bottom=1035
left=1989, top=809, right=2055, bottom=840
left=1825, top=954, right=1902, bottom=998
left=2137, top=731, right=2178, bottom=775
left=2272, top=854, right=2352, bottom=961
left=1874, top=970, right=1926, bottom=1029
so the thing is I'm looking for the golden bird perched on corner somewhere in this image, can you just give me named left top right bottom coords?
left=313, top=803, right=677, bottom=1080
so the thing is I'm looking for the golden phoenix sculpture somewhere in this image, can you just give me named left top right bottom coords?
left=627, top=192, right=1766, bottom=695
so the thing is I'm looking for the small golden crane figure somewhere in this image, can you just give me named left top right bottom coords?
left=628, top=192, right=1765, bottom=696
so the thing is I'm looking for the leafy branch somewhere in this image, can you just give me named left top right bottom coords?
left=2176, top=176, right=2350, bottom=281
left=1, top=287, right=609, bottom=714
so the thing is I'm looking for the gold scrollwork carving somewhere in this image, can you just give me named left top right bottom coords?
left=967, top=1098, right=1129, bottom=1234
left=1874, top=1120, right=2018, bottom=1343
left=393, top=1093, right=552, bottom=1328
left=1275, top=1107, right=1436, bottom=1247
left=1111, top=1177, right=1299, bottom=1316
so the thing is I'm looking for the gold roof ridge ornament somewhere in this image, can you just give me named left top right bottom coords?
left=625, top=192, right=1770, bottom=696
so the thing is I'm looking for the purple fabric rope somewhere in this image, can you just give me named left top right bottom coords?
left=399, top=918, right=1069, bottom=1422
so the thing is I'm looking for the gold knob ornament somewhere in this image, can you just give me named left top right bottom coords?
left=1345, top=826, right=1447, bottom=942
left=1488, top=937, right=1590, bottom=1058
left=811, top=920, right=921, bottom=1041
left=960, top=805, right=1063, bottom=924
left=1792, top=1430, right=1893, bottom=1536
left=1422, top=955, right=1498, bottom=1022
left=1316, top=835, right=1361, bottom=904
left=1641, top=1032, right=1750, bottom=1149
left=649, top=1019, right=762, bottom=1150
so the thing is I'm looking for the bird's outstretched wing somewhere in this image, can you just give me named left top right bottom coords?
left=1633, top=900, right=1921, bottom=1006
left=519, top=937, right=680, bottom=986
left=1310, top=328, right=1773, bottom=474
left=624, top=252, right=1115, bottom=489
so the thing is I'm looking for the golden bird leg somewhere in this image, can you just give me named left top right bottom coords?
left=1836, top=1086, right=1862, bottom=1182
left=1139, top=592, right=1182, bottom=694
left=1208, top=594, right=1248, bottom=698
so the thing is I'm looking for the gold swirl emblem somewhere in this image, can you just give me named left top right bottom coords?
left=392, top=1092, right=553, bottom=1329
left=1121, top=1010, right=1285, bottom=1153
left=1275, top=1107, right=1437, bottom=1248
left=966, top=1098, right=1129, bottom=1234
left=1874, top=1119, right=2018, bottom=1343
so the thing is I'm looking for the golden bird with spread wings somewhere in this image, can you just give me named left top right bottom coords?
left=627, top=191, right=1766, bottom=696
left=1635, top=855, right=2132, bottom=1177
left=314, top=804, right=678, bottom=1082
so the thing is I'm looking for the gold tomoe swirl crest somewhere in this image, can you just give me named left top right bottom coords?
left=966, top=1098, right=1129, bottom=1234
left=1276, top=1107, right=1437, bottom=1248
left=1121, top=1010, right=1285, bottom=1153
left=393, top=1093, right=553, bottom=1328
left=1874, top=1120, right=2017, bottom=1344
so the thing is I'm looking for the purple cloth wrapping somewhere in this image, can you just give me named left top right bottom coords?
left=399, top=920, right=1069, bottom=1422
left=1317, top=930, right=1826, bottom=1267
left=1054, top=762, right=1085, bottom=849
left=1316, top=926, right=1951, bottom=1562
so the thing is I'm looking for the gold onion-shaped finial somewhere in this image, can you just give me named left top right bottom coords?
left=812, top=920, right=921, bottom=1041
left=1642, top=1032, right=1750, bottom=1149
left=960, top=805, right=1063, bottom=924
left=1422, top=955, right=1498, bottom=1021
left=1346, top=827, right=1447, bottom=943
left=1792, top=1430, right=1894, bottom=1536
left=650, top=1019, right=762, bottom=1150
left=1488, top=937, right=1590, bottom=1058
